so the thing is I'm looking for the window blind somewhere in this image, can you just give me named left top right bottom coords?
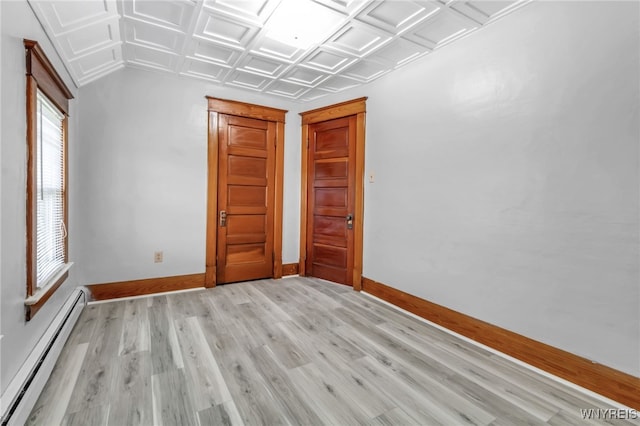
left=36, top=90, right=66, bottom=288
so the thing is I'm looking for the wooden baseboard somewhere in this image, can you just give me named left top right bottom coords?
left=88, top=273, right=206, bottom=301
left=361, top=277, right=640, bottom=410
left=282, top=263, right=299, bottom=276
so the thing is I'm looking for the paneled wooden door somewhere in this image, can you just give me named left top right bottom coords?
left=306, top=116, right=356, bottom=285
left=217, top=114, right=275, bottom=283
left=205, top=97, right=287, bottom=287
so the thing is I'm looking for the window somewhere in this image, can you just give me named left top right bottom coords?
left=24, top=40, right=73, bottom=320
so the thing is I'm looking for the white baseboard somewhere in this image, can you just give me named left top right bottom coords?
left=0, top=288, right=86, bottom=426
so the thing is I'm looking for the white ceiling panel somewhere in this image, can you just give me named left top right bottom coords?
left=124, top=0, right=196, bottom=30
left=342, top=58, right=390, bottom=82
left=226, top=70, right=273, bottom=91
left=58, top=17, right=120, bottom=58
left=405, top=8, right=478, bottom=48
left=124, top=20, right=186, bottom=53
left=356, top=1, right=441, bottom=35
left=371, top=37, right=429, bottom=68
left=181, top=58, right=230, bottom=81
left=249, top=35, right=306, bottom=63
left=450, top=0, right=520, bottom=24
left=266, top=81, right=310, bottom=99
left=203, top=0, right=279, bottom=25
left=189, top=39, right=242, bottom=66
left=237, top=54, right=289, bottom=77
left=44, top=0, right=112, bottom=34
left=194, top=10, right=260, bottom=49
left=29, top=0, right=531, bottom=99
left=300, top=48, right=358, bottom=74
left=281, top=68, right=330, bottom=88
left=320, top=75, right=361, bottom=92
left=70, top=45, right=121, bottom=76
left=325, top=21, right=391, bottom=57
left=126, top=45, right=180, bottom=71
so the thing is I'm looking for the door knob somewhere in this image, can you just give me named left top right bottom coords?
left=220, top=210, right=227, bottom=227
left=346, top=213, right=353, bottom=230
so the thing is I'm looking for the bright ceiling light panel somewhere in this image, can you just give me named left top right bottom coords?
left=264, top=0, right=346, bottom=49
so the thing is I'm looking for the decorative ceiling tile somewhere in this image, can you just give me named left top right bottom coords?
left=281, top=68, right=330, bottom=88
left=370, top=37, right=429, bottom=68
left=298, top=88, right=332, bottom=102
left=189, top=39, right=242, bottom=67
left=325, top=21, right=392, bottom=57
left=203, top=0, right=279, bottom=25
left=249, top=35, right=307, bottom=63
left=299, top=48, right=358, bottom=74
left=226, top=70, right=273, bottom=91
left=356, top=1, right=441, bottom=35
left=69, top=46, right=122, bottom=78
left=181, top=58, right=230, bottom=82
left=313, top=0, right=369, bottom=16
left=342, top=58, right=390, bottom=83
left=194, top=10, right=260, bottom=50
left=126, top=45, right=180, bottom=72
left=237, top=54, right=289, bottom=78
left=57, top=17, right=121, bottom=58
left=38, top=0, right=113, bottom=35
left=265, top=81, right=310, bottom=99
left=124, top=20, right=185, bottom=53
left=320, top=75, right=361, bottom=92
left=123, top=0, right=196, bottom=31
left=404, top=8, right=478, bottom=49
left=29, top=0, right=531, bottom=99
left=450, top=1, right=522, bottom=24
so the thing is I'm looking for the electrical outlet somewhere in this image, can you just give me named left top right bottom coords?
left=154, top=251, right=163, bottom=263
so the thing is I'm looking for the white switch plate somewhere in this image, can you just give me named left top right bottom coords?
left=368, top=172, right=375, bottom=183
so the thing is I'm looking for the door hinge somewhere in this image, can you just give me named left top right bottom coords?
left=306, top=137, right=309, bottom=149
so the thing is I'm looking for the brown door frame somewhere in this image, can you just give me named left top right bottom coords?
left=205, top=97, right=287, bottom=287
left=299, top=97, right=367, bottom=290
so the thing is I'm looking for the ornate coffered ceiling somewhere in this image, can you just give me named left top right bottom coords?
left=28, top=0, right=530, bottom=102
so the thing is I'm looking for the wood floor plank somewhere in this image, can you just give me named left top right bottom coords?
left=175, top=316, right=233, bottom=410
left=108, top=351, right=153, bottom=426
left=148, top=296, right=184, bottom=374
left=30, top=278, right=634, bottom=426
left=61, top=405, right=108, bottom=426
left=27, top=342, right=89, bottom=426
left=279, top=321, right=396, bottom=419
left=119, top=298, right=150, bottom=356
left=376, top=320, right=563, bottom=421
left=238, top=306, right=311, bottom=369
left=151, top=369, right=198, bottom=426
left=248, top=344, right=324, bottom=425
left=287, top=361, right=371, bottom=425
left=217, top=351, right=290, bottom=425
left=66, top=303, right=124, bottom=414
left=369, top=407, right=422, bottom=426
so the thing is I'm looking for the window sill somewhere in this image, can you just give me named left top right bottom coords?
left=25, top=262, right=74, bottom=321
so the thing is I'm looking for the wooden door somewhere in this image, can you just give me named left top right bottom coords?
left=306, top=116, right=357, bottom=285
left=217, top=114, right=276, bottom=284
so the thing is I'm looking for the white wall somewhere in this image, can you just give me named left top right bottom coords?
left=301, top=1, right=640, bottom=376
left=0, top=0, right=80, bottom=394
left=74, top=67, right=301, bottom=285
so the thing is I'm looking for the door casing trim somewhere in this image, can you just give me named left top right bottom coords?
left=205, top=97, right=287, bottom=287
left=299, top=97, right=367, bottom=290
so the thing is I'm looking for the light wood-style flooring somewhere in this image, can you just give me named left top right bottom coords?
left=27, top=277, right=637, bottom=425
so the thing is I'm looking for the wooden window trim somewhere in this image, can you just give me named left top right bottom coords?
left=299, top=97, right=367, bottom=290
left=25, top=39, right=74, bottom=321
left=205, top=97, right=287, bottom=287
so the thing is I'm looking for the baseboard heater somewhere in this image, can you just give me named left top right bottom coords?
left=0, top=288, right=86, bottom=426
